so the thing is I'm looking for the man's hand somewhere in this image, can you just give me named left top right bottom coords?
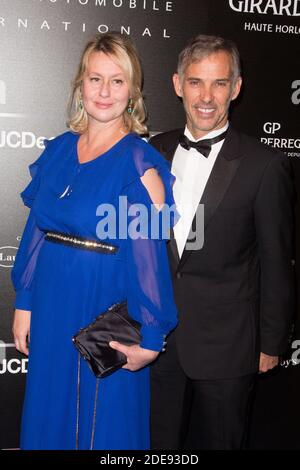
left=109, top=341, right=159, bottom=371
left=259, top=352, right=279, bottom=373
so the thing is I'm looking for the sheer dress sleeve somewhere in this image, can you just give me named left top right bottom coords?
left=11, top=142, right=51, bottom=310
left=122, top=141, right=179, bottom=351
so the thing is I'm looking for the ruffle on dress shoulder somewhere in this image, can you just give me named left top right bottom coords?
left=121, top=136, right=179, bottom=235
left=20, top=139, right=51, bottom=208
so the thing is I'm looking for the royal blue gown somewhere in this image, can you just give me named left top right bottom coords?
left=11, top=131, right=178, bottom=450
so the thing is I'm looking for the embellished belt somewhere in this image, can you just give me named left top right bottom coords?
left=45, top=231, right=119, bottom=254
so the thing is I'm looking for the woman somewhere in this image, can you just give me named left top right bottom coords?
left=11, top=32, right=177, bottom=450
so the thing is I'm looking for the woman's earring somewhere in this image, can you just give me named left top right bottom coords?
left=127, top=98, right=133, bottom=114
left=79, top=99, right=83, bottom=110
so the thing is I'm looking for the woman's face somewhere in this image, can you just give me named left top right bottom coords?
left=81, top=51, right=131, bottom=128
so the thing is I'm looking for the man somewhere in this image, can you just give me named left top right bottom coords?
left=150, top=35, right=295, bottom=450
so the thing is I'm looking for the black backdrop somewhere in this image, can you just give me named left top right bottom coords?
left=0, top=0, right=299, bottom=449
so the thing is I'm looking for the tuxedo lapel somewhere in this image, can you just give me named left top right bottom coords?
left=169, top=227, right=180, bottom=265
left=177, top=127, right=243, bottom=272
left=156, top=129, right=183, bottom=163
left=201, top=136, right=241, bottom=231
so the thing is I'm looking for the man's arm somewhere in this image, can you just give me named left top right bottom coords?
left=254, top=153, right=295, bottom=367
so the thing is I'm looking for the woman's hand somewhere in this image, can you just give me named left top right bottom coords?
left=12, top=309, right=31, bottom=356
left=109, top=341, right=159, bottom=371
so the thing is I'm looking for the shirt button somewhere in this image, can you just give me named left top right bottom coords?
left=176, top=272, right=182, bottom=279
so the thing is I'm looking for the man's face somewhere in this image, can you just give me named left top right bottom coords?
left=173, top=51, right=242, bottom=139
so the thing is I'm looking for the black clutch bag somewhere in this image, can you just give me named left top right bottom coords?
left=72, top=301, right=141, bottom=378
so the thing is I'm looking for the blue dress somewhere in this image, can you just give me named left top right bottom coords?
left=11, top=131, right=178, bottom=450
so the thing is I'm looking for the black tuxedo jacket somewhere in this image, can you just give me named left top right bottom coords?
left=150, top=126, right=295, bottom=380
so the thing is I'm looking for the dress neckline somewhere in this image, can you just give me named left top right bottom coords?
left=74, top=132, right=133, bottom=166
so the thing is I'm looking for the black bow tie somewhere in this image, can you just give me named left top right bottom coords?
left=178, top=129, right=228, bottom=158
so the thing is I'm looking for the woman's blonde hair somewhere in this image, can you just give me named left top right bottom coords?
left=67, top=32, right=147, bottom=135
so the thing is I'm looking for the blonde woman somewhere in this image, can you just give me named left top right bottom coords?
left=12, top=32, right=177, bottom=450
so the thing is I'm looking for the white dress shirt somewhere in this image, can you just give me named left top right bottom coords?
left=172, top=122, right=229, bottom=257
